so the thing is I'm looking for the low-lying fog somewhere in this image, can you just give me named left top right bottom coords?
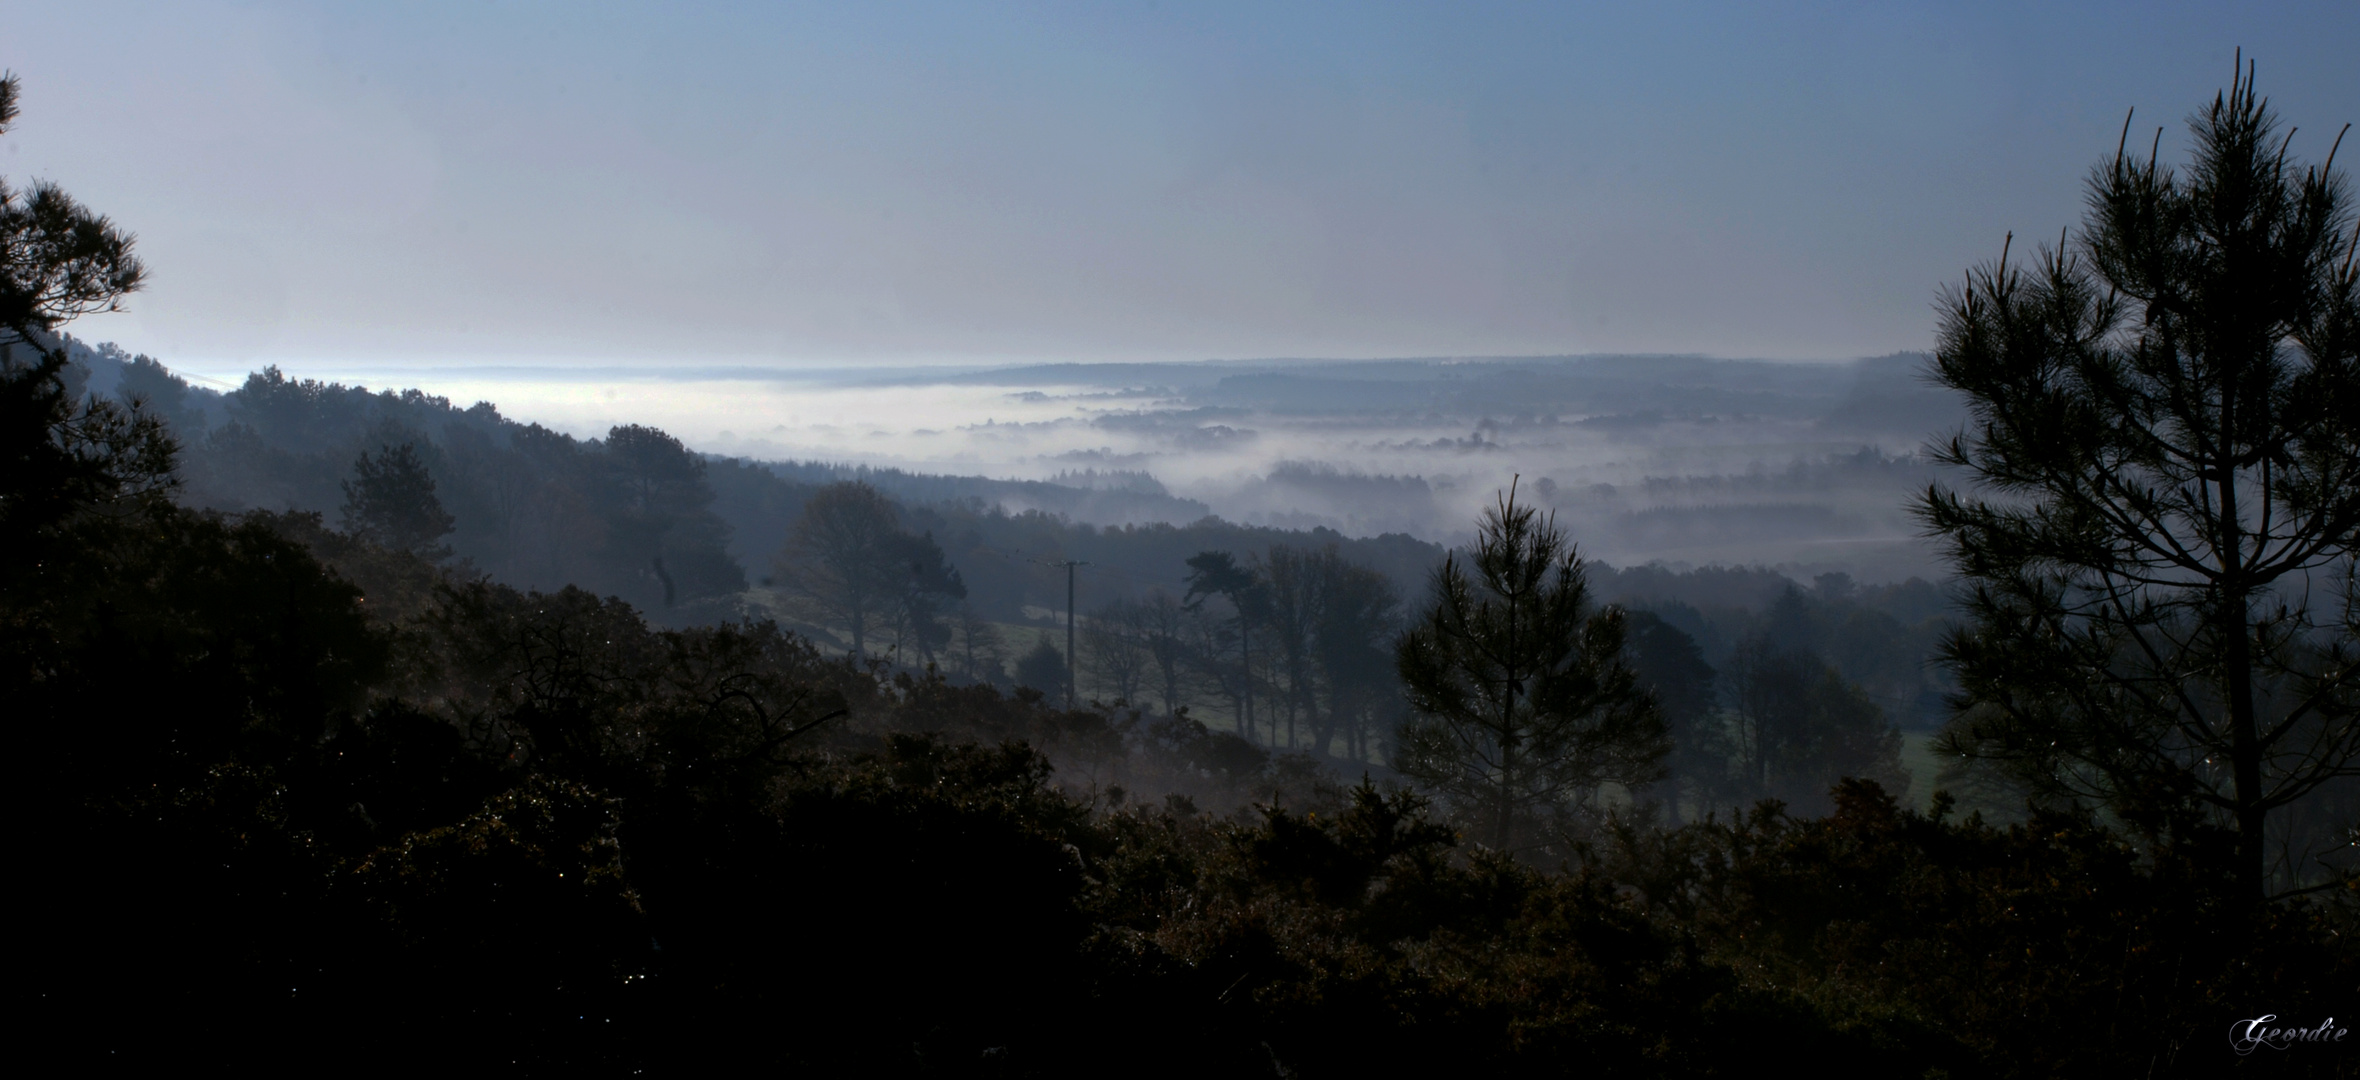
left=161, top=352, right=1967, bottom=582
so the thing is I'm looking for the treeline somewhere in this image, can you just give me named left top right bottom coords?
left=758, top=457, right=1214, bottom=526
left=61, top=338, right=1446, bottom=622
left=97, top=350, right=749, bottom=613
left=753, top=476, right=1414, bottom=772
left=62, top=335, right=1973, bottom=840
left=72, top=336, right=1964, bottom=816
left=65, top=341, right=1956, bottom=738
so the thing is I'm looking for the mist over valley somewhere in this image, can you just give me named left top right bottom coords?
left=135, top=347, right=1966, bottom=581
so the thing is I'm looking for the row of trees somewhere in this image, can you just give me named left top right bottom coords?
left=69, top=332, right=1465, bottom=641
left=762, top=479, right=1414, bottom=769
left=1627, top=588, right=1912, bottom=822
left=1065, top=543, right=1405, bottom=762
left=871, top=482, right=1893, bottom=856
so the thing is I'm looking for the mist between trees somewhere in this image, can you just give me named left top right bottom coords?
left=8, top=65, right=2355, bottom=1075
left=44, top=276, right=2355, bottom=856
left=51, top=332, right=1967, bottom=819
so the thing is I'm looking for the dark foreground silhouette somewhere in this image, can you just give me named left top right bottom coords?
left=12, top=476, right=2349, bottom=1075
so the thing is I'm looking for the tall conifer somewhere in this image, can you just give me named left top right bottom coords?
left=1920, top=58, right=2359, bottom=897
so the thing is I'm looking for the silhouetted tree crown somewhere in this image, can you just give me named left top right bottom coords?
left=1184, top=548, right=1269, bottom=739
left=1, top=71, right=172, bottom=564
left=1917, top=59, right=2359, bottom=898
left=775, top=481, right=963, bottom=661
left=776, top=481, right=905, bottom=657
left=1621, top=609, right=1721, bottom=819
left=1393, top=480, right=1667, bottom=851
left=1721, top=625, right=1907, bottom=816
left=340, top=443, right=456, bottom=559
left=1015, top=631, right=1068, bottom=699
left=0, top=72, right=146, bottom=350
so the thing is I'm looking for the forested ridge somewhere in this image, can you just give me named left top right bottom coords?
left=8, top=65, right=2356, bottom=1076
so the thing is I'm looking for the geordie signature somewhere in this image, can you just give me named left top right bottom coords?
left=2229, top=1015, right=2348, bottom=1056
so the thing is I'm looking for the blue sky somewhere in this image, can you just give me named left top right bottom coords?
left=3, top=1, right=2354, bottom=369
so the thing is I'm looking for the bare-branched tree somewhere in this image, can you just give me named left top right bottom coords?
left=1081, top=597, right=1149, bottom=706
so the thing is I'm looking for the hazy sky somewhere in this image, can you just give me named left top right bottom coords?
left=4, top=1, right=2354, bottom=370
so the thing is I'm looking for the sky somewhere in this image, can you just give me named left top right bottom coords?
left=3, top=1, right=2355, bottom=373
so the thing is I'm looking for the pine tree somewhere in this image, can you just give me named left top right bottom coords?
left=1, top=72, right=172, bottom=563
left=340, top=443, right=457, bottom=559
left=0, top=73, right=145, bottom=351
left=1393, top=482, right=1666, bottom=851
left=1918, top=58, right=2359, bottom=897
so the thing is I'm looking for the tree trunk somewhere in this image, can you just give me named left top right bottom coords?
left=1240, top=620, right=1255, bottom=745
left=1495, top=710, right=1516, bottom=850
left=1497, top=582, right=1519, bottom=850
left=2217, top=404, right=2265, bottom=899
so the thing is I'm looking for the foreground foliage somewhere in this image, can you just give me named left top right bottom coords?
left=13, top=481, right=2350, bottom=1074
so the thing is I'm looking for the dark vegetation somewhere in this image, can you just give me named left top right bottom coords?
left=7, top=68, right=2354, bottom=1075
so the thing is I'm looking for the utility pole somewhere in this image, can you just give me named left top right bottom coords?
left=1004, top=547, right=1090, bottom=709
left=1057, top=559, right=1087, bottom=711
